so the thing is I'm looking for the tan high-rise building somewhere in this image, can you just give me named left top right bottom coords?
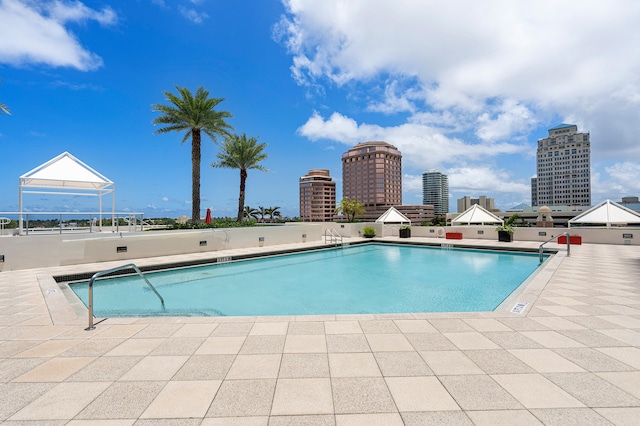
left=342, top=142, right=402, bottom=213
left=457, top=195, right=495, bottom=213
left=299, top=169, right=336, bottom=222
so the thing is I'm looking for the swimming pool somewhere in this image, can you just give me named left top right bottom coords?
left=68, top=243, right=547, bottom=317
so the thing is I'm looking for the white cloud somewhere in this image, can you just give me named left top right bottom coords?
left=447, top=166, right=530, bottom=195
left=591, top=162, right=640, bottom=203
left=298, top=111, right=527, bottom=169
left=366, top=80, right=417, bottom=114
left=178, top=6, right=208, bottom=24
left=403, top=167, right=531, bottom=210
left=403, top=174, right=422, bottom=192
left=279, top=0, right=640, bottom=195
left=605, top=162, right=640, bottom=193
left=475, top=99, right=538, bottom=142
left=0, top=0, right=116, bottom=70
left=45, top=1, right=116, bottom=26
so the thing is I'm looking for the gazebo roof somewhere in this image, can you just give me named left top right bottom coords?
left=375, top=206, right=411, bottom=224
left=452, top=204, right=503, bottom=225
left=568, top=200, right=640, bottom=227
left=20, top=152, right=113, bottom=191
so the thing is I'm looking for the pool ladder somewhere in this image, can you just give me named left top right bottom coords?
left=538, top=232, right=571, bottom=263
left=85, top=263, right=165, bottom=331
left=324, top=228, right=343, bottom=247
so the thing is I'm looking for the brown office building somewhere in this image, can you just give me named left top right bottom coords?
left=299, top=169, right=336, bottom=222
left=342, top=141, right=403, bottom=220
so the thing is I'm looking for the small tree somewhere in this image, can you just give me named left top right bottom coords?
left=257, top=206, right=267, bottom=223
left=244, top=206, right=259, bottom=221
left=431, top=216, right=446, bottom=226
left=335, top=198, right=366, bottom=222
left=497, top=213, right=522, bottom=234
left=266, top=206, right=281, bottom=223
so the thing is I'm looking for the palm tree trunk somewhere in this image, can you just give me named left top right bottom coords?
left=192, top=129, right=201, bottom=224
left=237, top=169, right=247, bottom=222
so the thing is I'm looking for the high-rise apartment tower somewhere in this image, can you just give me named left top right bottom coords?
left=532, top=124, right=591, bottom=206
left=342, top=141, right=402, bottom=208
left=299, top=169, right=336, bottom=222
left=422, top=170, right=449, bottom=216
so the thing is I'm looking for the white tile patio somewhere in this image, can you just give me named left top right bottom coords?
left=0, top=237, right=638, bottom=424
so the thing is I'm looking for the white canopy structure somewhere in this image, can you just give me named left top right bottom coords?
left=375, top=206, right=411, bottom=224
left=452, top=204, right=504, bottom=226
left=568, top=199, right=640, bottom=228
left=18, top=152, right=114, bottom=232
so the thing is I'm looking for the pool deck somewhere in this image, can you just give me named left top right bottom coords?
left=1, top=238, right=639, bottom=425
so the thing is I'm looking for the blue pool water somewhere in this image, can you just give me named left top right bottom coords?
left=69, top=244, right=545, bottom=317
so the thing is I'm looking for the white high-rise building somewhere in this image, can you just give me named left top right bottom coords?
left=422, top=170, right=449, bottom=216
left=533, top=124, right=591, bottom=206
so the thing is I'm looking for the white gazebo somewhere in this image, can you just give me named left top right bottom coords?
left=375, top=206, right=411, bottom=225
left=452, top=204, right=503, bottom=226
left=18, top=152, right=115, bottom=233
left=568, top=199, right=640, bottom=228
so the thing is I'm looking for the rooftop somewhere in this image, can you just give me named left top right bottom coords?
left=1, top=238, right=639, bottom=423
left=548, top=123, right=577, bottom=131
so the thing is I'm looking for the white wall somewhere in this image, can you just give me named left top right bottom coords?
left=319, top=222, right=638, bottom=245
left=0, top=223, right=324, bottom=271
left=1, top=222, right=636, bottom=271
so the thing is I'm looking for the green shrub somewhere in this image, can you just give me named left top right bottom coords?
left=362, top=226, right=376, bottom=236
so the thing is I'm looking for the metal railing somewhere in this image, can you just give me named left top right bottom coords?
left=0, top=211, right=145, bottom=235
left=539, top=232, right=571, bottom=263
left=85, top=263, right=164, bottom=330
left=324, top=228, right=343, bottom=246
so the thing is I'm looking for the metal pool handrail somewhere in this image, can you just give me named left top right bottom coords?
left=324, top=228, right=343, bottom=246
left=539, top=232, right=571, bottom=263
left=85, top=263, right=165, bottom=330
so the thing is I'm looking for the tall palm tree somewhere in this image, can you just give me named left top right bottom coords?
left=152, top=86, right=232, bottom=224
left=211, top=133, right=268, bottom=221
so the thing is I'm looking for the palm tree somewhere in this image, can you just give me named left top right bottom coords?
left=211, top=133, right=268, bottom=221
left=244, top=206, right=259, bottom=221
left=265, top=206, right=281, bottom=223
left=152, top=86, right=232, bottom=224
left=335, top=198, right=366, bottom=222
left=257, top=206, right=267, bottom=223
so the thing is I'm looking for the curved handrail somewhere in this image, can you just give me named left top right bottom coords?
left=85, top=263, right=164, bottom=330
left=324, top=228, right=342, bottom=246
left=539, top=232, right=571, bottom=263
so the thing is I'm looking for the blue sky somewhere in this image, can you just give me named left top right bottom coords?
left=1, top=0, right=640, bottom=218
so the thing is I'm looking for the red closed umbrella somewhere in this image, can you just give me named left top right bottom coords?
left=205, top=208, right=212, bottom=224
